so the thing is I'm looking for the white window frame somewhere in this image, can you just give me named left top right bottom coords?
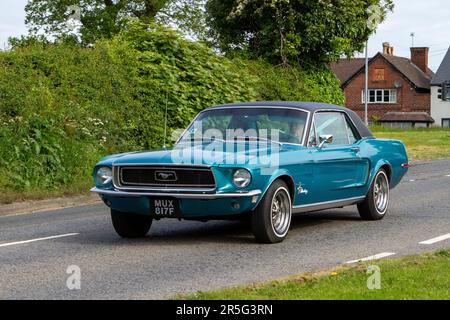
left=442, top=118, right=450, bottom=128
left=362, top=89, right=397, bottom=104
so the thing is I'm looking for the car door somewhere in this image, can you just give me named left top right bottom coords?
left=308, top=111, right=369, bottom=203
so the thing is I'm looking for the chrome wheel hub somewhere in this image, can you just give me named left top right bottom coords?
left=271, top=188, right=292, bottom=237
left=374, top=172, right=389, bottom=214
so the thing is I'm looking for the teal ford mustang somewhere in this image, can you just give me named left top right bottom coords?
left=91, top=102, right=409, bottom=243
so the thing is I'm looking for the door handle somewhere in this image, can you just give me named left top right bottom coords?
left=350, top=147, right=360, bottom=153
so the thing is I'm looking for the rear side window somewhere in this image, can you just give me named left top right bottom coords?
left=347, top=124, right=357, bottom=144
left=345, top=115, right=361, bottom=144
left=314, top=112, right=351, bottom=145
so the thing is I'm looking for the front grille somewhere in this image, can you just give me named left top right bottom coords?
left=114, top=166, right=216, bottom=189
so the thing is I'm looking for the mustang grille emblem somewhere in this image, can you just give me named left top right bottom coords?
left=155, top=171, right=177, bottom=182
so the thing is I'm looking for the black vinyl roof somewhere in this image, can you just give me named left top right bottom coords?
left=210, top=101, right=344, bottom=112
left=208, top=101, right=374, bottom=139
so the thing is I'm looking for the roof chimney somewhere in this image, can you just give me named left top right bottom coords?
left=410, top=47, right=429, bottom=73
left=383, top=42, right=394, bottom=56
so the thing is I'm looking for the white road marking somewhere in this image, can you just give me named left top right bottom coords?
left=345, top=252, right=396, bottom=264
left=0, top=233, right=79, bottom=248
left=409, top=179, right=415, bottom=182
left=419, top=233, right=450, bottom=245
left=445, top=175, right=450, bottom=177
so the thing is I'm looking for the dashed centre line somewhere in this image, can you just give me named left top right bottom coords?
left=0, top=233, right=79, bottom=248
left=345, top=252, right=396, bottom=264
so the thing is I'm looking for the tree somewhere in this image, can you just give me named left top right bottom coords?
left=205, top=0, right=394, bottom=64
left=25, top=0, right=169, bottom=44
left=157, top=0, right=208, bottom=40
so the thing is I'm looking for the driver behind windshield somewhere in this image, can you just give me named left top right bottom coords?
left=286, top=122, right=305, bottom=144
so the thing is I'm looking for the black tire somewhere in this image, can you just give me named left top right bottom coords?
left=111, top=209, right=153, bottom=238
left=251, top=180, right=292, bottom=244
left=357, top=169, right=390, bottom=221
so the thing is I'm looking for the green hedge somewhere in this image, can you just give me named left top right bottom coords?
left=243, top=59, right=345, bottom=106
left=0, top=21, right=344, bottom=201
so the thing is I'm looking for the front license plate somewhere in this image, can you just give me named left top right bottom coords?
left=150, top=198, right=181, bottom=218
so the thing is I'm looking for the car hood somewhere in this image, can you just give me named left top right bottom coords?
left=99, top=141, right=305, bottom=167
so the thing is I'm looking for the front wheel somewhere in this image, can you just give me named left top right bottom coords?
left=251, top=180, right=292, bottom=244
left=111, top=209, right=153, bottom=238
left=357, top=169, right=390, bottom=220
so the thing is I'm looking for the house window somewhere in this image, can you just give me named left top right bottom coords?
left=442, top=119, right=450, bottom=128
left=362, top=89, right=397, bottom=104
left=439, top=85, right=450, bottom=100
left=374, top=69, right=385, bottom=81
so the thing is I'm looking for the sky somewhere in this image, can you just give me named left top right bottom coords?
left=0, top=0, right=449, bottom=71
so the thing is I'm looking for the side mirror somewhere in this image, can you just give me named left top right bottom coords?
left=318, top=134, right=333, bottom=149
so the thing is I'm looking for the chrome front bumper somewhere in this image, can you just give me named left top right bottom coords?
left=90, top=187, right=262, bottom=200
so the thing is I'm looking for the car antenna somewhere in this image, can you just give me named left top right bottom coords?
left=163, top=91, right=168, bottom=149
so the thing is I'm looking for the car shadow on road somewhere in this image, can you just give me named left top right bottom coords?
left=77, top=209, right=362, bottom=246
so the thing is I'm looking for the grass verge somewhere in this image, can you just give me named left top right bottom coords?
left=0, top=181, right=91, bottom=205
left=371, top=126, right=450, bottom=161
left=179, top=250, right=450, bottom=300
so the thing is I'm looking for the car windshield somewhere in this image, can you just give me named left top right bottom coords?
left=178, top=108, right=308, bottom=145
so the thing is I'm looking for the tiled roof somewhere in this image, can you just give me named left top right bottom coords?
left=431, top=47, right=450, bottom=86
left=329, top=53, right=434, bottom=90
left=381, top=54, right=434, bottom=90
left=380, top=112, right=435, bottom=123
left=329, top=58, right=366, bottom=84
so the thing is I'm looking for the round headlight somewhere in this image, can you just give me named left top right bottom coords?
left=96, top=167, right=112, bottom=186
left=233, top=169, right=251, bottom=188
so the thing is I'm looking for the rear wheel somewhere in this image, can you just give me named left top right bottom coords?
left=251, top=180, right=292, bottom=244
left=357, top=169, right=390, bottom=220
left=111, top=209, right=153, bottom=238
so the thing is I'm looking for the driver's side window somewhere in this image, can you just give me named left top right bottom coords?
left=314, top=112, right=351, bottom=146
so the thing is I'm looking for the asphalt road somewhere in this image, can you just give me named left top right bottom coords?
left=1, top=160, right=449, bottom=299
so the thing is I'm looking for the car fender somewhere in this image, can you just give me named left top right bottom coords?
left=368, top=159, right=393, bottom=191
left=254, top=168, right=296, bottom=208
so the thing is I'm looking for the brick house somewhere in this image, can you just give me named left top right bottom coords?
left=330, top=43, right=435, bottom=127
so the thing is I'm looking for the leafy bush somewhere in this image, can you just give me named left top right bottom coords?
left=0, top=21, right=344, bottom=201
left=0, top=22, right=257, bottom=198
left=110, top=21, right=259, bottom=140
left=0, top=44, right=128, bottom=195
left=243, top=59, right=345, bottom=105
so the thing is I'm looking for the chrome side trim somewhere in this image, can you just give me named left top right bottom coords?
left=292, top=196, right=365, bottom=214
left=91, top=188, right=262, bottom=199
